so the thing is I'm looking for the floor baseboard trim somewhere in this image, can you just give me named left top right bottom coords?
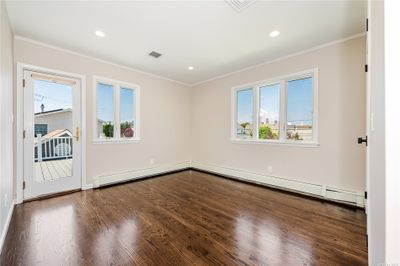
left=23, top=189, right=81, bottom=203
left=0, top=201, right=15, bottom=254
left=82, top=183, right=94, bottom=190
left=93, top=161, right=191, bottom=188
left=190, top=161, right=365, bottom=208
left=91, top=160, right=364, bottom=208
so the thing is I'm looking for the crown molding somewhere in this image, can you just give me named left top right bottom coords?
left=14, top=35, right=191, bottom=87
left=14, top=32, right=366, bottom=87
left=190, top=32, right=366, bottom=87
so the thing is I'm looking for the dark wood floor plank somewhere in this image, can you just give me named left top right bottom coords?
left=0, top=170, right=367, bottom=265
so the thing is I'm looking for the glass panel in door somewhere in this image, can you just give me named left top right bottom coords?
left=33, top=79, right=73, bottom=183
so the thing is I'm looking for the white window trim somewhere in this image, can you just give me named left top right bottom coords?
left=231, top=68, right=319, bottom=147
left=93, top=76, right=141, bottom=143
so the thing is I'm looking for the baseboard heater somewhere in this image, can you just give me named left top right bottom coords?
left=93, top=161, right=191, bottom=188
left=190, top=161, right=365, bottom=208
left=93, top=161, right=364, bottom=208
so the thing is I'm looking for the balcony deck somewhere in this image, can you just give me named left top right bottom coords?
left=34, top=159, right=72, bottom=182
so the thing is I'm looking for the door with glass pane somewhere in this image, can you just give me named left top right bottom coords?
left=23, top=70, right=81, bottom=199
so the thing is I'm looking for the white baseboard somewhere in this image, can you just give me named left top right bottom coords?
left=93, top=161, right=191, bottom=188
left=82, top=183, right=93, bottom=190
left=191, top=161, right=365, bottom=207
left=92, top=160, right=364, bottom=207
left=0, top=201, right=15, bottom=254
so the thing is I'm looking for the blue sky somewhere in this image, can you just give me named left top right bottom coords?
left=120, top=87, right=135, bottom=122
left=34, top=80, right=72, bottom=113
left=237, top=77, right=313, bottom=125
left=96, top=83, right=135, bottom=123
left=96, top=83, right=114, bottom=122
left=259, top=83, right=280, bottom=123
left=236, top=88, right=253, bottom=124
left=287, top=77, right=313, bottom=125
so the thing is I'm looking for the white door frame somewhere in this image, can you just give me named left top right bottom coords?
left=16, top=63, right=87, bottom=203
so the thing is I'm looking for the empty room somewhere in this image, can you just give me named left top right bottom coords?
left=0, top=0, right=399, bottom=265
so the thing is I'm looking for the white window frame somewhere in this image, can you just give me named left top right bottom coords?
left=231, top=68, right=318, bottom=147
left=93, top=76, right=140, bottom=143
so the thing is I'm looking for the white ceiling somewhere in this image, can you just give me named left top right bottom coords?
left=6, top=0, right=366, bottom=85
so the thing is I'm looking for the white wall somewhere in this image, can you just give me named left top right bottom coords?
left=14, top=38, right=192, bottom=185
left=191, top=36, right=366, bottom=194
left=0, top=0, right=15, bottom=250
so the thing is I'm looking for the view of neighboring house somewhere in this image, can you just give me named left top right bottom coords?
left=34, top=107, right=112, bottom=140
left=34, top=108, right=72, bottom=136
left=34, top=108, right=73, bottom=162
left=96, top=118, right=106, bottom=138
left=34, top=129, right=72, bottom=162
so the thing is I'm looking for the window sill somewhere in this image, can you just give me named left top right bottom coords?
left=93, top=138, right=141, bottom=144
left=230, top=139, right=319, bottom=148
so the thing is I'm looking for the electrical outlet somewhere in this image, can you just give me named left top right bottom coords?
left=150, top=158, right=155, bottom=165
left=267, top=165, right=273, bottom=173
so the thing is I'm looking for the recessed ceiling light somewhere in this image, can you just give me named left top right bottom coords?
left=188, top=66, right=194, bottom=70
left=95, top=30, right=105, bottom=37
left=269, top=30, right=280, bottom=38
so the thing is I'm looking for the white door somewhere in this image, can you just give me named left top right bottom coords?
left=23, top=70, right=82, bottom=199
left=366, top=1, right=386, bottom=263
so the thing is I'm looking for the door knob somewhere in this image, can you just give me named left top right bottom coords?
left=357, top=136, right=367, bottom=146
left=74, top=127, right=80, bottom=142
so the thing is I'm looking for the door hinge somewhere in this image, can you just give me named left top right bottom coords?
left=23, top=181, right=26, bottom=190
left=23, top=79, right=26, bottom=88
left=366, top=18, right=369, bottom=32
left=365, top=64, right=368, bottom=72
left=23, top=130, right=26, bottom=139
left=365, top=191, right=368, bottom=199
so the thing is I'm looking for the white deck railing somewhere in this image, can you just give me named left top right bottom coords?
left=35, top=134, right=73, bottom=162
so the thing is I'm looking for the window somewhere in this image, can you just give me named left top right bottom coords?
left=236, top=88, right=253, bottom=139
left=120, top=88, right=135, bottom=139
left=232, top=69, right=318, bottom=145
left=97, top=83, right=114, bottom=138
left=286, top=77, right=313, bottom=142
left=94, top=77, right=140, bottom=142
left=259, top=83, right=280, bottom=140
left=34, top=124, right=48, bottom=137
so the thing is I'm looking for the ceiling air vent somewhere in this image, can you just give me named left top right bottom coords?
left=225, top=0, right=257, bottom=12
left=149, top=51, right=162, bottom=58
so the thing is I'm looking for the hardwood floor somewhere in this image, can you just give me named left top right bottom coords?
left=0, top=170, right=367, bottom=265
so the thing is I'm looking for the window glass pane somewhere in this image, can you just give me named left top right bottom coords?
left=96, top=83, right=114, bottom=138
left=236, top=89, right=253, bottom=139
left=120, top=88, right=135, bottom=138
left=286, top=77, right=313, bottom=141
left=33, top=79, right=73, bottom=181
left=259, top=83, right=280, bottom=140
left=34, top=124, right=48, bottom=137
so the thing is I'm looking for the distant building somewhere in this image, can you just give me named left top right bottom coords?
left=34, top=109, right=73, bottom=161
left=34, top=108, right=72, bottom=136
left=34, top=108, right=104, bottom=137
